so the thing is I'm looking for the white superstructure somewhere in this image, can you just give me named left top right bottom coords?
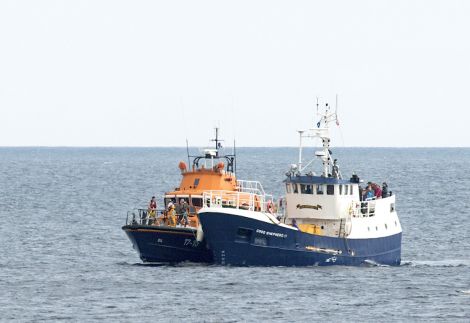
left=282, top=102, right=401, bottom=240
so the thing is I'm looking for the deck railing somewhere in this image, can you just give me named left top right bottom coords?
left=202, top=190, right=274, bottom=213
left=349, top=200, right=376, bottom=218
left=126, top=208, right=164, bottom=225
left=236, top=180, right=266, bottom=195
left=350, top=196, right=396, bottom=218
left=125, top=208, right=197, bottom=226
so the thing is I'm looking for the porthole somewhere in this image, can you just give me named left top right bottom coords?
left=367, top=227, right=370, bottom=231
left=375, top=226, right=378, bottom=231
left=385, top=223, right=388, bottom=229
left=395, top=221, right=397, bottom=227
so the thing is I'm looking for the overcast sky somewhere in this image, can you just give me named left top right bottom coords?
left=1, top=1, right=469, bottom=147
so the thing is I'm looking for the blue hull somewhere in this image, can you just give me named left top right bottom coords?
left=122, top=225, right=213, bottom=263
left=199, top=212, right=401, bottom=266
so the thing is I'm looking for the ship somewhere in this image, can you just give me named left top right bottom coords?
left=198, top=105, right=402, bottom=266
left=122, top=128, right=266, bottom=264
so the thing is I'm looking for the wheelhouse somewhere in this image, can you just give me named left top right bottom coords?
left=285, top=176, right=359, bottom=198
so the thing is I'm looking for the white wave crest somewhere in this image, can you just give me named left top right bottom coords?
left=401, top=259, right=470, bottom=267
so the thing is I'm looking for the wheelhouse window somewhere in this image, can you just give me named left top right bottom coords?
left=293, top=184, right=299, bottom=194
left=344, top=185, right=349, bottom=195
left=191, top=198, right=203, bottom=207
left=339, top=185, right=343, bottom=195
left=164, top=198, right=176, bottom=207
left=316, top=184, right=324, bottom=195
left=327, top=185, right=335, bottom=195
left=286, top=183, right=292, bottom=194
left=193, top=178, right=200, bottom=188
left=300, top=184, right=313, bottom=194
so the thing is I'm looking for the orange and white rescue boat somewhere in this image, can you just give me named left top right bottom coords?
left=122, top=128, right=263, bottom=263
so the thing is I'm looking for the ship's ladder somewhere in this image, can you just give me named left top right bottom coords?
left=339, top=218, right=346, bottom=238
left=339, top=218, right=355, bottom=256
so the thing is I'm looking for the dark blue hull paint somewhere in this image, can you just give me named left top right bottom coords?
left=198, top=212, right=401, bottom=266
left=122, top=225, right=213, bottom=263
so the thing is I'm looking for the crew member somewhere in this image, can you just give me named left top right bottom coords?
left=382, top=182, right=389, bottom=198
left=181, top=200, right=189, bottom=227
left=364, top=184, right=375, bottom=200
left=332, top=159, right=340, bottom=179
left=176, top=199, right=185, bottom=224
left=167, top=203, right=177, bottom=226
left=267, top=200, right=274, bottom=214
left=148, top=196, right=157, bottom=224
left=372, top=183, right=382, bottom=199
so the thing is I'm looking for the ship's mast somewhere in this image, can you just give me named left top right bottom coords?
left=297, top=101, right=339, bottom=177
left=298, top=130, right=304, bottom=171
left=210, top=127, right=223, bottom=157
left=189, top=127, right=235, bottom=173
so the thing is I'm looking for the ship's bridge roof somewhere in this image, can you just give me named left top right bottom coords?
left=284, top=175, right=353, bottom=185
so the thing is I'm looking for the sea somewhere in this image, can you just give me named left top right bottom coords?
left=0, top=147, right=469, bottom=322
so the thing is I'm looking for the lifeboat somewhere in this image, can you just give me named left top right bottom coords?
left=122, top=128, right=262, bottom=264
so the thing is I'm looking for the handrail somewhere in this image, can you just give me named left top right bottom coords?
left=350, top=200, right=376, bottom=218
left=125, top=208, right=197, bottom=226
left=126, top=208, right=164, bottom=225
left=202, top=190, right=274, bottom=213
left=236, top=180, right=266, bottom=195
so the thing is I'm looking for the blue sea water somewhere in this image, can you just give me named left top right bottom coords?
left=0, top=147, right=469, bottom=322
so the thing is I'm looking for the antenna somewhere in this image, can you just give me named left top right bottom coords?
left=335, top=94, right=339, bottom=126
left=181, top=98, right=191, bottom=166
left=316, top=97, right=319, bottom=115
left=298, top=130, right=305, bottom=171
left=210, top=126, right=225, bottom=157
left=316, top=98, right=322, bottom=128
left=186, top=139, right=191, bottom=167
left=335, top=94, right=338, bottom=113
left=233, top=139, right=237, bottom=175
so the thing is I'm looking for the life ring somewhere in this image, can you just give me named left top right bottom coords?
left=267, top=201, right=274, bottom=214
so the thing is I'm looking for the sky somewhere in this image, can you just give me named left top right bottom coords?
left=1, top=0, right=469, bottom=147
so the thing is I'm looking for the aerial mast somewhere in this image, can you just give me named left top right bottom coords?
left=210, top=127, right=223, bottom=157
left=298, top=130, right=304, bottom=172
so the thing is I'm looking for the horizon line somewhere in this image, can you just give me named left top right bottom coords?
left=1, top=145, right=469, bottom=149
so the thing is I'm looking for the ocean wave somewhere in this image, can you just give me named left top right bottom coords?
left=362, top=259, right=390, bottom=267
left=401, top=259, right=470, bottom=267
left=115, top=261, right=140, bottom=266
